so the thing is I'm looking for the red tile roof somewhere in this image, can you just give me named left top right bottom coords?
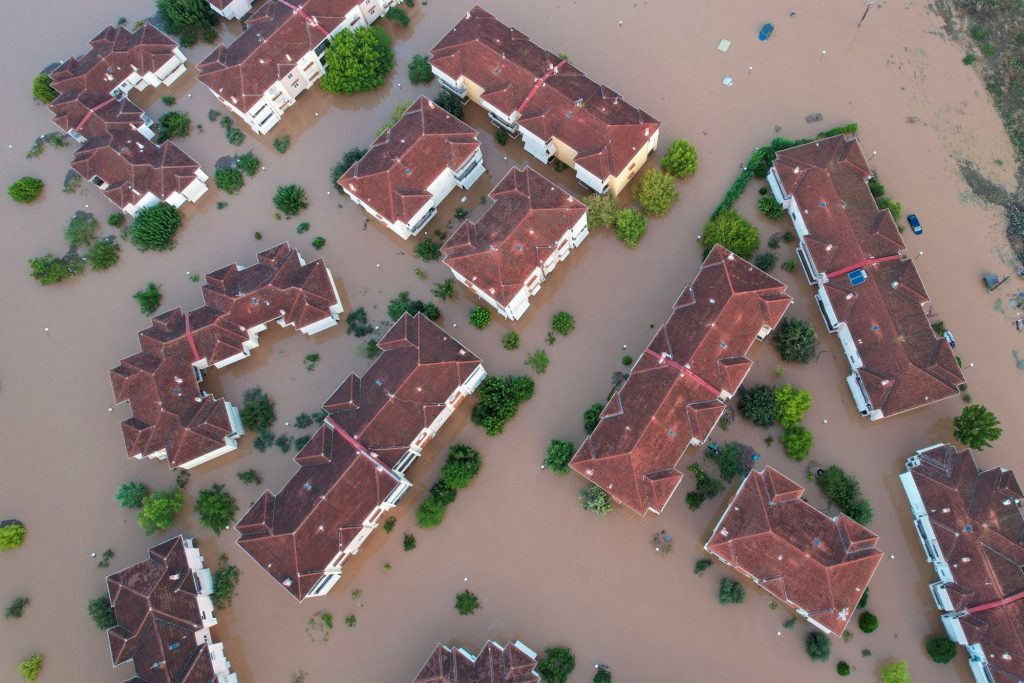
left=774, top=135, right=963, bottom=416
left=413, top=641, right=539, bottom=683
left=339, top=96, right=481, bottom=225
left=429, top=6, right=659, bottom=183
left=47, top=24, right=204, bottom=212
left=237, top=313, right=482, bottom=600
left=904, top=444, right=1024, bottom=681
left=441, top=166, right=587, bottom=306
left=569, top=246, right=791, bottom=515
left=111, top=243, right=341, bottom=468
left=198, top=0, right=361, bottom=113
left=106, top=537, right=217, bottom=683
left=706, top=467, right=883, bottom=636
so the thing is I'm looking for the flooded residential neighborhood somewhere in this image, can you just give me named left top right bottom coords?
left=1, top=0, right=1022, bottom=682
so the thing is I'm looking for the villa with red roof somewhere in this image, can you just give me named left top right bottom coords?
left=106, top=536, right=237, bottom=682
left=47, top=24, right=208, bottom=215
left=900, top=443, right=1024, bottom=683
left=706, top=467, right=883, bottom=637
left=413, top=640, right=540, bottom=683
left=236, top=313, right=486, bottom=600
left=110, top=243, right=343, bottom=470
left=198, top=0, right=394, bottom=134
left=569, top=246, right=792, bottom=516
left=340, top=97, right=486, bottom=240
left=429, top=6, right=660, bottom=197
left=768, top=134, right=963, bottom=419
left=441, top=166, right=588, bottom=320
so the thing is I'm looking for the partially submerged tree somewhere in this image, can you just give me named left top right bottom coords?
left=700, top=208, right=760, bottom=259
left=544, top=440, right=575, bottom=473
left=8, top=177, right=44, bottom=203
left=129, top=204, right=182, bottom=251
left=633, top=168, right=678, bottom=216
left=195, top=484, right=238, bottom=534
left=115, top=482, right=150, bottom=509
left=0, top=521, right=27, bottom=551
left=32, top=73, right=58, bottom=103
left=536, top=647, right=575, bottom=683
left=138, top=488, right=184, bottom=535
left=321, top=27, right=394, bottom=94
left=273, top=184, right=309, bottom=217
left=240, top=387, right=276, bottom=432
left=87, top=595, right=117, bottom=629
left=660, top=139, right=698, bottom=178
left=773, top=318, right=819, bottom=363
left=952, top=404, right=1002, bottom=450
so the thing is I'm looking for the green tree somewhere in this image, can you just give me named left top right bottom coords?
left=321, top=26, right=394, bottom=94
left=781, top=426, right=813, bottom=461
left=129, top=203, right=182, bottom=251
left=385, top=6, right=410, bottom=26
left=718, top=578, right=745, bottom=604
left=403, top=533, right=416, bottom=551
left=758, top=195, right=784, bottom=220
left=806, top=631, right=831, bottom=662
left=773, top=318, right=819, bottom=363
left=817, top=465, right=873, bottom=524
left=133, top=282, right=162, bottom=316
left=455, top=590, right=480, bottom=615
left=953, top=404, right=1002, bottom=450
left=926, top=636, right=957, bottom=664
left=387, top=291, right=440, bottom=321
left=107, top=212, right=124, bottom=227
left=471, top=375, right=535, bottom=436
left=215, top=167, right=244, bottom=194
left=237, top=469, right=262, bottom=485
left=331, top=147, right=367, bottom=184
left=469, top=306, right=492, bottom=330
left=501, top=332, right=520, bottom=350
left=115, top=482, right=149, bottom=509
left=583, top=403, right=603, bottom=433
left=754, top=252, right=778, bottom=272
left=241, top=387, right=275, bottom=432
left=545, top=440, right=575, bottom=473
left=64, top=211, right=100, bottom=249
left=408, top=54, right=433, bottom=83
left=434, top=90, right=464, bottom=119
left=878, top=197, right=902, bottom=221
left=858, top=611, right=879, bottom=633
left=156, top=0, right=219, bottom=45
left=195, top=484, right=238, bottom=534
left=837, top=661, right=851, bottom=676
left=28, top=253, right=78, bottom=285
left=6, top=596, right=29, bottom=619
left=536, top=647, right=575, bottom=683
left=375, top=100, right=411, bottom=137
left=18, top=653, right=43, bottom=682
left=8, top=177, right=43, bottom=203
left=32, top=73, right=58, bottom=103
left=661, top=139, right=698, bottom=178
left=87, top=595, right=116, bottom=629
left=272, top=136, right=291, bottom=154
left=737, top=385, right=777, bottom=427
left=211, top=558, right=240, bottom=609
left=551, top=311, right=575, bottom=335
left=579, top=484, right=613, bottom=515
left=156, top=111, right=191, bottom=142
left=138, top=488, right=184, bottom=535
left=614, top=208, right=647, bottom=248
left=236, top=151, right=260, bottom=177
left=774, top=384, right=812, bottom=429
left=705, top=442, right=742, bottom=482
left=633, top=168, right=678, bottom=216
left=273, top=184, right=309, bottom=217
left=415, top=238, right=442, bottom=261
left=593, top=666, right=612, bottom=683
left=701, top=208, right=760, bottom=259
left=432, top=278, right=456, bottom=300
left=86, top=239, right=120, bottom=271
left=416, top=495, right=447, bottom=528
left=694, top=558, right=713, bottom=575
left=881, top=661, right=912, bottom=683
left=582, top=192, right=618, bottom=228
left=526, top=349, right=549, bottom=374
left=0, top=522, right=26, bottom=551
left=440, top=444, right=482, bottom=489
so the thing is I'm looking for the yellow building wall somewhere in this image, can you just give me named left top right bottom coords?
left=551, top=137, right=578, bottom=169
left=607, top=136, right=656, bottom=197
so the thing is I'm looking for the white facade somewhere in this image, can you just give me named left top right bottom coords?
left=207, top=0, right=253, bottom=21
left=452, top=213, right=589, bottom=320
left=110, top=45, right=188, bottom=99
left=344, top=147, right=486, bottom=240
left=121, top=168, right=210, bottom=217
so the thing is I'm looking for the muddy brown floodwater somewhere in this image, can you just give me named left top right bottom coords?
left=2, top=1, right=1023, bottom=681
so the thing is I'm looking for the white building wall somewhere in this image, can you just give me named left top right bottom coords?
left=208, top=0, right=253, bottom=20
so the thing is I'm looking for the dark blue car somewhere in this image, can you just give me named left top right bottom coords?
left=908, top=214, right=922, bottom=235
left=759, top=23, right=774, bottom=41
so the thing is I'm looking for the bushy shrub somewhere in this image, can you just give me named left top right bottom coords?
left=806, top=631, right=831, bottom=662
left=416, top=495, right=447, bottom=528
left=582, top=192, right=618, bottom=228
left=403, top=533, right=416, bottom=551
left=758, top=196, right=784, bottom=220
left=0, top=521, right=27, bottom=551
left=718, top=578, right=745, bottom=604
left=272, top=135, right=290, bottom=154
left=138, top=488, right=184, bottom=535
left=551, top=311, right=575, bottom=335
left=525, top=349, right=549, bottom=374
left=880, top=661, right=911, bottom=683
left=701, top=208, right=760, bottom=259
left=237, top=469, right=262, bottom=485
left=693, top=558, right=713, bottom=575
left=536, top=647, right=575, bottom=683
left=434, top=90, right=464, bottom=119
left=408, top=54, right=433, bottom=83
left=754, top=252, right=778, bottom=272
left=64, top=212, right=100, bottom=249
left=133, top=282, right=163, bottom=316
left=331, top=147, right=367, bottom=184
left=926, top=636, right=957, bottom=664
left=18, top=653, right=43, bottom=682
left=215, top=167, right=244, bottom=194
left=737, top=385, right=777, bottom=427
left=385, top=6, right=410, bottom=26
left=545, top=440, right=575, bottom=473
left=469, top=306, right=492, bottom=330
left=579, top=484, right=613, bottom=515
left=614, top=208, right=647, bottom=248
left=817, top=465, right=873, bottom=525
left=859, top=611, right=879, bottom=633
left=633, top=169, right=678, bottom=216
left=774, top=384, right=812, bottom=429
left=705, top=443, right=743, bottom=482
left=32, top=73, right=58, bottom=103
left=877, top=197, right=902, bottom=221
left=241, top=387, right=275, bottom=432
left=661, top=139, right=698, bottom=178
left=236, top=151, right=260, bottom=177
left=837, top=661, right=851, bottom=676
left=773, top=318, right=819, bottom=363
left=156, top=111, right=191, bottom=142
left=115, top=482, right=149, bottom=509
left=455, top=590, right=479, bottom=615
left=273, top=185, right=309, bottom=217
left=471, top=375, right=534, bottom=435
left=415, top=238, right=442, bottom=261
left=781, top=425, right=813, bottom=461
left=87, top=595, right=116, bottom=629
left=501, top=332, right=519, bottom=350
left=387, top=291, right=440, bottom=321
left=211, top=558, right=240, bottom=609
left=195, top=484, right=238, bottom=534
left=86, top=239, right=120, bottom=271
left=953, top=404, right=1002, bottom=450
left=440, top=444, right=482, bottom=489
left=28, top=253, right=77, bottom=285
left=321, top=26, right=393, bottom=94
left=129, top=204, right=182, bottom=251
left=583, top=403, right=603, bottom=433
left=8, top=177, right=43, bottom=203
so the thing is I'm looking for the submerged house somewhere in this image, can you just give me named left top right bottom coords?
left=340, top=96, right=485, bottom=240
left=569, top=246, right=792, bottom=516
left=110, top=244, right=343, bottom=469
left=413, top=640, right=540, bottom=683
left=236, top=313, right=485, bottom=600
left=198, top=0, right=395, bottom=134
left=900, top=443, right=1024, bottom=683
left=441, top=166, right=588, bottom=320
left=106, top=536, right=237, bottom=682
left=47, top=24, right=208, bottom=215
left=705, top=467, right=883, bottom=637
left=769, top=135, right=963, bottom=419
left=429, top=6, right=660, bottom=196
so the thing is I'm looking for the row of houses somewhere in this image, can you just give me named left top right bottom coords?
left=236, top=312, right=486, bottom=600
left=47, top=24, right=209, bottom=216
left=110, top=243, right=343, bottom=470
left=769, top=135, right=965, bottom=420
left=413, top=640, right=540, bottom=683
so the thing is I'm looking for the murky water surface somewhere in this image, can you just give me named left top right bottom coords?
left=1, top=1, right=1022, bottom=681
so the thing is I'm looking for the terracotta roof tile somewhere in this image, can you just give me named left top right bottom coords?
left=707, top=468, right=883, bottom=636
left=413, top=641, right=540, bottom=683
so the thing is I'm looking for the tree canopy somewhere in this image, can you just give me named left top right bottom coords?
left=156, top=111, right=191, bottom=142
left=952, top=404, right=1002, bottom=450
left=215, top=167, right=244, bottom=194
left=633, top=169, right=678, bottom=216
left=408, top=54, right=433, bottom=84
left=881, top=661, right=912, bottom=683
left=32, top=73, right=58, bottom=104
left=138, top=488, right=184, bottom=535
left=545, top=440, right=575, bottom=474
left=273, top=184, right=309, bottom=217
left=579, top=484, right=613, bottom=515
left=87, top=595, right=117, bottom=630
left=582, top=192, right=618, bottom=229
left=614, top=208, right=647, bottom=248
left=805, top=631, right=831, bottom=662
left=926, top=636, right=957, bottom=664
left=440, top=444, right=482, bottom=489
left=321, top=27, right=394, bottom=95
left=471, top=375, right=535, bottom=436
left=536, top=647, right=576, bottom=683
left=737, top=385, right=777, bottom=427
left=195, top=484, right=238, bottom=534
left=240, top=387, right=275, bottom=432
left=773, top=318, right=819, bottom=363
left=8, top=177, right=44, bottom=203
left=661, top=139, right=698, bottom=178
left=129, top=204, right=182, bottom=251
left=0, top=521, right=26, bottom=551
left=156, top=0, right=219, bottom=46
left=700, top=208, right=760, bottom=259
left=115, top=482, right=150, bottom=509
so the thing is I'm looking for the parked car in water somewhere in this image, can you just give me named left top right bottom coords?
left=759, top=23, right=775, bottom=41
left=908, top=214, right=923, bottom=235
